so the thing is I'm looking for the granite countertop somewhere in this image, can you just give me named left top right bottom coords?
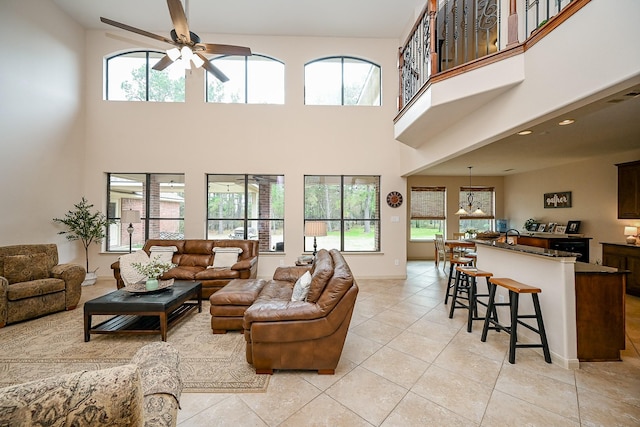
left=472, top=239, right=581, bottom=258
left=574, top=263, right=629, bottom=274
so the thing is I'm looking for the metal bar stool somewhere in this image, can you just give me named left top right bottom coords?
left=449, top=266, right=497, bottom=332
left=444, top=256, right=474, bottom=304
left=481, top=277, right=552, bottom=364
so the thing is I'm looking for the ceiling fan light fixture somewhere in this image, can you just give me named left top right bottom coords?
left=180, top=46, right=192, bottom=61
left=167, top=47, right=181, bottom=61
left=191, top=54, right=204, bottom=68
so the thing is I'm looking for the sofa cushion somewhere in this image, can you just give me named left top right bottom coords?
left=196, top=268, right=240, bottom=280
left=305, top=250, right=334, bottom=303
left=149, top=245, right=178, bottom=264
left=164, top=266, right=200, bottom=280
left=212, top=247, right=242, bottom=269
left=0, top=364, right=145, bottom=427
left=291, top=271, right=312, bottom=302
left=6, top=278, right=65, bottom=301
left=4, top=253, right=49, bottom=284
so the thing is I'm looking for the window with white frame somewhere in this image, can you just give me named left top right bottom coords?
left=105, top=50, right=185, bottom=101
left=304, top=175, right=380, bottom=252
left=410, top=186, right=446, bottom=240
left=206, top=174, right=285, bottom=252
left=458, top=186, right=495, bottom=233
left=106, top=173, right=185, bottom=251
left=206, top=54, right=285, bottom=104
left=304, top=56, right=381, bottom=106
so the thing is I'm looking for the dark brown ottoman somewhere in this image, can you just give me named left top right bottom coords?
left=210, top=279, right=268, bottom=333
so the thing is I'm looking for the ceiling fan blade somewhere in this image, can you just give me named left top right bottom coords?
left=166, top=0, right=191, bottom=44
left=100, top=17, right=175, bottom=45
left=152, top=54, right=175, bottom=71
left=197, top=53, right=229, bottom=82
left=197, top=43, right=252, bottom=56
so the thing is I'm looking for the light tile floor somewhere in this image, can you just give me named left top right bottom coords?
left=174, top=261, right=640, bottom=426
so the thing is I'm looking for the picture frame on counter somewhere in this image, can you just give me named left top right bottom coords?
left=555, top=225, right=567, bottom=234
left=567, top=220, right=581, bottom=234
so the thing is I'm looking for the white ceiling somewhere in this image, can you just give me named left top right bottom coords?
left=52, top=0, right=640, bottom=176
left=52, top=0, right=425, bottom=39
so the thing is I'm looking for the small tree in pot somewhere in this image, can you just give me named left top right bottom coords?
left=54, top=197, right=112, bottom=285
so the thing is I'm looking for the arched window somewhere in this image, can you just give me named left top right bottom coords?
left=105, top=50, right=185, bottom=102
left=206, top=54, right=284, bottom=104
left=304, top=56, right=381, bottom=106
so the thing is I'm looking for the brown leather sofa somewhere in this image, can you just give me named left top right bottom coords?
left=111, top=239, right=258, bottom=299
left=242, top=249, right=358, bottom=374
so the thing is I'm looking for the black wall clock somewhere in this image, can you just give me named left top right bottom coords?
left=386, top=191, right=403, bottom=208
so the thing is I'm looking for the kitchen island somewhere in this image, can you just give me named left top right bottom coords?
left=474, top=240, right=626, bottom=368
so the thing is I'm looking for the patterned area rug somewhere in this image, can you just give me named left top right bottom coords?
left=0, top=301, right=269, bottom=393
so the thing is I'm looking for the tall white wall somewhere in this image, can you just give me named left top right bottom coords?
left=82, top=31, right=408, bottom=278
left=0, top=0, right=86, bottom=264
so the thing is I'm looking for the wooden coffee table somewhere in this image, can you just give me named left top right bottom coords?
left=84, top=280, right=202, bottom=342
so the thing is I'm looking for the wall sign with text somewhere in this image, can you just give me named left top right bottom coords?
left=544, top=191, right=572, bottom=208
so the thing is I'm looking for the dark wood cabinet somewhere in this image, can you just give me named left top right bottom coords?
left=617, top=160, right=640, bottom=219
left=602, top=242, right=640, bottom=296
left=575, top=264, right=626, bottom=361
left=517, top=235, right=590, bottom=263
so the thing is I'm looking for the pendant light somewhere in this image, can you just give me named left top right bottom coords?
left=455, top=166, right=485, bottom=216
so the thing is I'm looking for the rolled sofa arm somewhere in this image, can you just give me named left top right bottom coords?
left=131, top=341, right=183, bottom=425
left=51, top=263, right=85, bottom=310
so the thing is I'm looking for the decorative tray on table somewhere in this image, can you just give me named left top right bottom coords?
left=123, top=279, right=174, bottom=293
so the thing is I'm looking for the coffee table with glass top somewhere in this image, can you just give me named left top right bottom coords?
left=84, top=280, right=202, bottom=342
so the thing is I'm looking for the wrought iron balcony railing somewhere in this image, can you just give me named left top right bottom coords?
left=398, top=0, right=576, bottom=112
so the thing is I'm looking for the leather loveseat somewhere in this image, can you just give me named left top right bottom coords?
left=0, top=244, right=85, bottom=328
left=238, top=249, right=358, bottom=374
left=111, top=239, right=258, bottom=299
left=0, top=342, right=182, bottom=427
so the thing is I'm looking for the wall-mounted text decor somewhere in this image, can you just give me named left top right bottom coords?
left=544, top=191, right=572, bottom=208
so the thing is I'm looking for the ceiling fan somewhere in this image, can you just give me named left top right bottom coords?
left=100, top=0, right=251, bottom=82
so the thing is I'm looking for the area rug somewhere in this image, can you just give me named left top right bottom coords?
left=0, top=301, right=269, bottom=393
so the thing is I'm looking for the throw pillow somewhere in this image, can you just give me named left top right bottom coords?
left=149, top=245, right=178, bottom=264
left=3, top=253, right=50, bottom=284
left=119, top=250, right=150, bottom=286
left=211, top=247, right=243, bottom=269
left=291, top=271, right=312, bottom=302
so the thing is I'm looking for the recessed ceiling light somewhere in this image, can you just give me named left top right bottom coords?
left=517, top=130, right=533, bottom=135
left=558, top=119, right=575, bottom=126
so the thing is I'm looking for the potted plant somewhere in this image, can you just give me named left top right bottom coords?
left=53, top=197, right=112, bottom=286
left=131, top=256, right=176, bottom=290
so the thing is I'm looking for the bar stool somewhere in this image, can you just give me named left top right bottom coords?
left=444, top=256, right=474, bottom=304
left=449, top=266, right=497, bottom=332
left=481, top=278, right=552, bottom=364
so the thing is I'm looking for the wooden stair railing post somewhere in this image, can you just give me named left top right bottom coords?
left=428, top=0, right=438, bottom=76
left=507, top=0, right=520, bottom=47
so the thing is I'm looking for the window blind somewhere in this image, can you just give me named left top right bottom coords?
left=411, top=187, right=446, bottom=219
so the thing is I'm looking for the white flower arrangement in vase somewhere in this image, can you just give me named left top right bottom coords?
left=131, top=256, right=176, bottom=290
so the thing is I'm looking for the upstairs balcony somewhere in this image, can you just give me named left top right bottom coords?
left=394, top=0, right=601, bottom=151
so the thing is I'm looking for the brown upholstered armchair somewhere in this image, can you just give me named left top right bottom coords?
left=0, top=244, right=85, bottom=327
left=243, top=249, right=358, bottom=374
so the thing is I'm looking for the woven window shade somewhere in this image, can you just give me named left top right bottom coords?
left=459, top=187, right=494, bottom=219
left=411, top=187, right=445, bottom=219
